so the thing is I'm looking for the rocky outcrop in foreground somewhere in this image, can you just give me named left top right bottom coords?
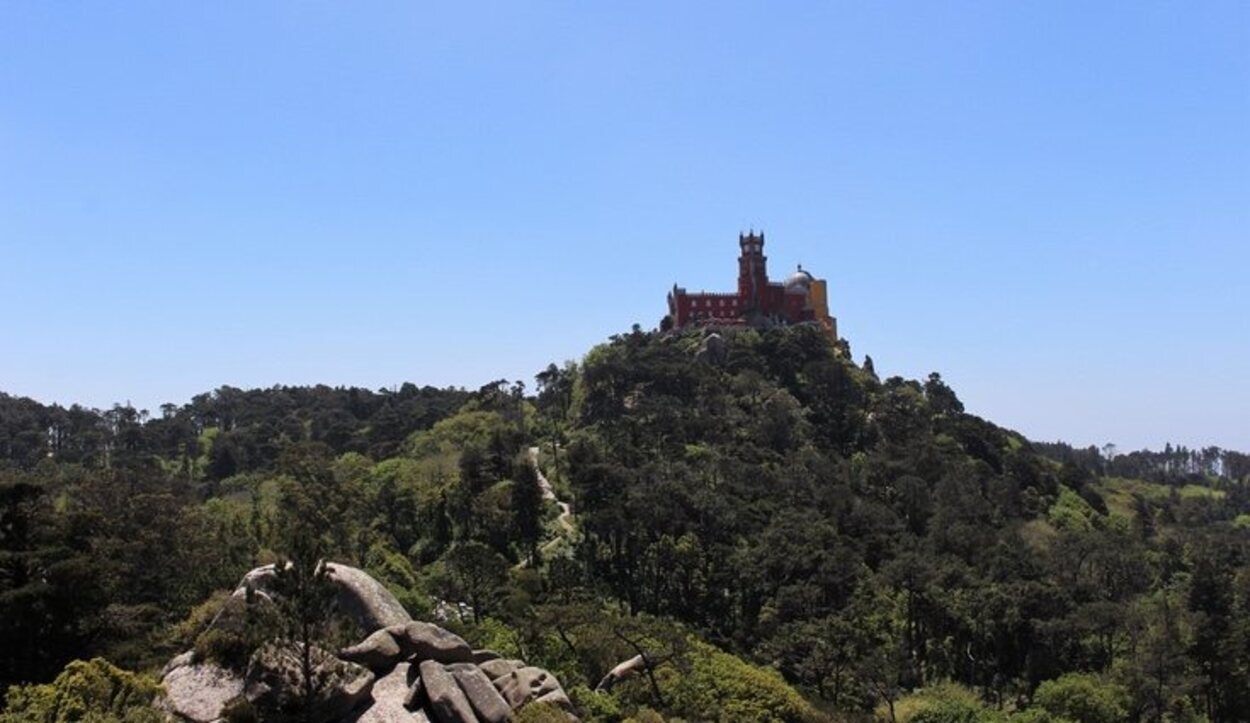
left=160, top=563, right=576, bottom=722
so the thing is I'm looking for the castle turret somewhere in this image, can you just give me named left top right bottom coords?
left=737, top=231, right=768, bottom=310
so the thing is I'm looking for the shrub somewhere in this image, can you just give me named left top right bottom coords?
left=193, top=628, right=256, bottom=671
left=515, top=701, right=575, bottom=723
left=0, top=658, right=162, bottom=723
left=887, top=683, right=1003, bottom=723
left=1009, top=710, right=1075, bottom=723
left=1032, top=673, right=1128, bottom=723
left=167, top=590, right=232, bottom=648
left=569, top=684, right=622, bottom=722
left=454, top=616, right=524, bottom=659
left=1048, top=487, right=1099, bottom=532
left=618, top=638, right=825, bottom=723
left=191, top=593, right=273, bottom=670
left=909, top=700, right=1004, bottom=723
left=364, top=542, right=433, bottom=617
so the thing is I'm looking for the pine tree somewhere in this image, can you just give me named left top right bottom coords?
left=268, top=445, right=338, bottom=722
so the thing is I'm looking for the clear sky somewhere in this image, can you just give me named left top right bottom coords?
left=2, top=2, right=1247, bottom=452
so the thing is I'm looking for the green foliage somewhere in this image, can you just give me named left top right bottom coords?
left=1033, top=673, right=1128, bottom=723
left=168, top=590, right=231, bottom=648
left=1047, top=486, right=1099, bottom=532
left=266, top=447, right=341, bottom=718
left=568, top=685, right=623, bottom=722
left=630, top=638, right=825, bottom=723
left=885, top=683, right=1017, bottom=723
left=1007, top=711, right=1073, bottom=723
left=430, top=542, right=510, bottom=622
left=187, top=590, right=276, bottom=672
left=4, top=326, right=1250, bottom=722
left=408, top=409, right=510, bottom=459
left=622, top=710, right=667, bottom=723
left=0, top=658, right=162, bottom=723
left=514, top=701, right=573, bottom=723
left=907, top=701, right=1003, bottom=723
left=512, top=457, right=545, bottom=563
left=193, top=628, right=254, bottom=671
left=455, top=617, right=525, bottom=660
left=363, top=542, right=432, bottom=618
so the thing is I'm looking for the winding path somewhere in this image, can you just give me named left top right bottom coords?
left=527, top=446, right=575, bottom=562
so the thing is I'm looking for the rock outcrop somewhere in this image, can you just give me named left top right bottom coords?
left=594, top=654, right=646, bottom=692
left=160, top=562, right=577, bottom=722
left=221, top=562, right=413, bottom=633
left=243, top=642, right=375, bottom=723
left=326, top=563, right=414, bottom=631
left=160, top=660, right=245, bottom=723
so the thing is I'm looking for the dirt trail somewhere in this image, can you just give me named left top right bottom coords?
left=516, top=446, right=574, bottom=566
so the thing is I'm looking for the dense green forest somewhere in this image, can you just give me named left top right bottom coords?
left=3, top=325, right=1250, bottom=722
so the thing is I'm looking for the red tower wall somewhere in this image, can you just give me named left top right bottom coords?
left=667, top=231, right=822, bottom=331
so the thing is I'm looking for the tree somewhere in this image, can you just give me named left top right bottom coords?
left=269, top=452, right=338, bottom=723
left=766, top=613, right=868, bottom=707
left=536, top=362, right=576, bottom=479
left=1118, top=587, right=1197, bottom=722
left=0, top=479, right=102, bottom=687
left=924, top=372, right=964, bottom=416
left=512, top=458, right=544, bottom=566
left=436, top=542, right=508, bottom=623
left=458, top=444, right=489, bottom=494
left=1033, top=673, right=1129, bottom=723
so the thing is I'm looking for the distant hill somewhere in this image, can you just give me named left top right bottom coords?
left=2, top=325, right=1248, bottom=722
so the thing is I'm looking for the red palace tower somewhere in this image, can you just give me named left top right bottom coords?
left=665, top=231, right=836, bottom=338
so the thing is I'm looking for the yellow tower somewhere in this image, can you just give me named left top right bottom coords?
left=806, top=278, right=837, bottom=340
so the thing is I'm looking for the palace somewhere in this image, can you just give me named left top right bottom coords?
left=665, top=231, right=836, bottom=339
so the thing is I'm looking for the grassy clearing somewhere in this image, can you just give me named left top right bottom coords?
left=1091, top=477, right=1225, bottom=521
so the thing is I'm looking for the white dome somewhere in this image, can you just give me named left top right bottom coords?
left=784, top=267, right=814, bottom=292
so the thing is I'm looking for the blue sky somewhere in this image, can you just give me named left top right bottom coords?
left=1, top=2, right=1247, bottom=451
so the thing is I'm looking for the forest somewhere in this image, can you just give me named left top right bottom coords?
left=2, top=324, right=1249, bottom=722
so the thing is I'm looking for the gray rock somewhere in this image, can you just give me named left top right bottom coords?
left=418, top=660, right=480, bottom=723
left=354, top=699, right=417, bottom=723
left=342, top=669, right=378, bottom=714
left=163, top=565, right=583, bottom=722
left=341, top=628, right=404, bottom=671
left=594, top=654, right=646, bottom=692
left=244, top=642, right=375, bottom=723
left=393, top=621, right=474, bottom=664
left=161, top=661, right=245, bottom=723
left=450, top=666, right=511, bottom=723
left=696, top=332, right=727, bottom=365
left=221, top=563, right=411, bottom=637
left=477, top=658, right=517, bottom=681
left=488, top=659, right=527, bottom=684
left=207, top=579, right=277, bottom=640
left=235, top=565, right=279, bottom=597
left=495, top=666, right=562, bottom=710
left=535, top=688, right=574, bottom=711
left=162, top=650, right=195, bottom=676
left=327, top=562, right=413, bottom=632
left=371, top=663, right=415, bottom=706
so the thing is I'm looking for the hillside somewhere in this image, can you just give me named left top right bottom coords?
left=2, top=325, right=1249, bottom=722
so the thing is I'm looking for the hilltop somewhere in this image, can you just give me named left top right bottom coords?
left=2, top=324, right=1249, bottom=722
